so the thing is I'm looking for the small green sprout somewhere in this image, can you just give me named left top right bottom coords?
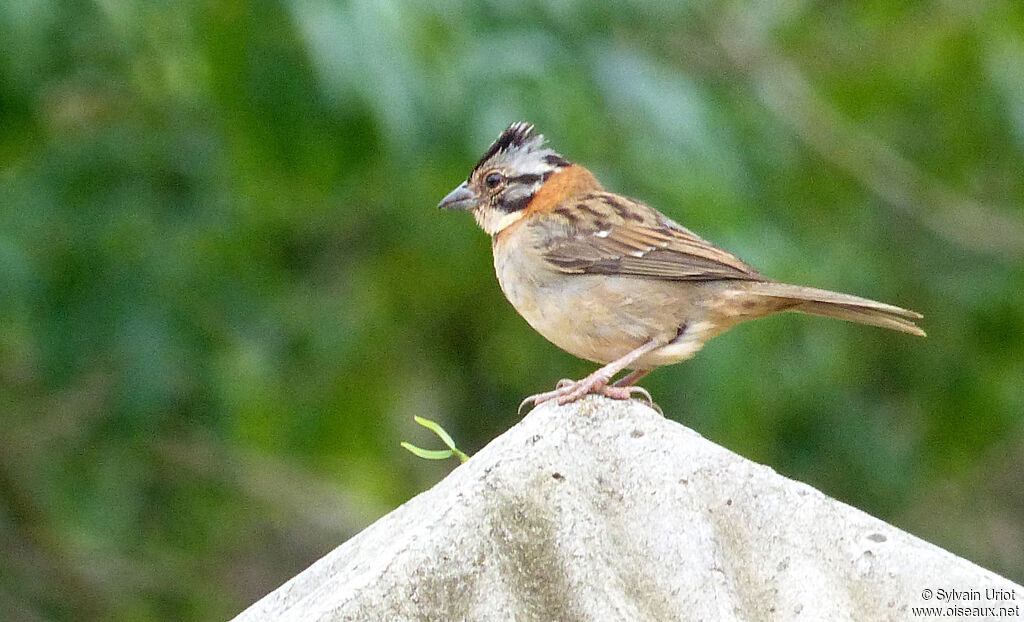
left=401, top=416, right=469, bottom=463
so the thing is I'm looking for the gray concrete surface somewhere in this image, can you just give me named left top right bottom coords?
left=233, top=397, right=1023, bottom=621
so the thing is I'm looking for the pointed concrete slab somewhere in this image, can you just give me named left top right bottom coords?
left=233, top=397, right=1023, bottom=621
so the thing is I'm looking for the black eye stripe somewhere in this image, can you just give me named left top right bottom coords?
left=505, top=173, right=543, bottom=185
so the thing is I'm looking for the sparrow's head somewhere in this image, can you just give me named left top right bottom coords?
left=438, top=122, right=573, bottom=235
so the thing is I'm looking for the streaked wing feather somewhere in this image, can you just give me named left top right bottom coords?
left=541, top=194, right=762, bottom=282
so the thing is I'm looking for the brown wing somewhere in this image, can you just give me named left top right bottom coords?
left=539, top=193, right=763, bottom=282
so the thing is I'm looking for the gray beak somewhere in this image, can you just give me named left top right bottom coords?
left=438, top=181, right=478, bottom=211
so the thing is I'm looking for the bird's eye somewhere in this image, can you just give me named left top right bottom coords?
left=485, top=172, right=504, bottom=189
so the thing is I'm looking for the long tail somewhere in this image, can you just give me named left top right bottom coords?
left=746, top=282, right=926, bottom=337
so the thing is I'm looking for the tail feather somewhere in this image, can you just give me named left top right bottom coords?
left=747, top=282, right=926, bottom=337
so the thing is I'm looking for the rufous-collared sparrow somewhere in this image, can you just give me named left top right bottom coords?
left=439, top=122, right=924, bottom=413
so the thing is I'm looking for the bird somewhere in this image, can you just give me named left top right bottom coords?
left=438, top=122, right=924, bottom=413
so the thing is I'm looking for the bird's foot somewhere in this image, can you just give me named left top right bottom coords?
left=519, top=373, right=656, bottom=415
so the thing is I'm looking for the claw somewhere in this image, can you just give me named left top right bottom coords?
left=625, top=385, right=652, bottom=405
left=517, top=373, right=658, bottom=415
left=518, top=384, right=565, bottom=415
left=622, top=387, right=663, bottom=416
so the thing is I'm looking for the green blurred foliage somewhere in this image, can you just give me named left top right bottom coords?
left=1, top=0, right=1023, bottom=619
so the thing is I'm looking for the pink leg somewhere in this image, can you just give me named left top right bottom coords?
left=519, top=340, right=663, bottom=414
left=613, top=369, right=650, bottom=387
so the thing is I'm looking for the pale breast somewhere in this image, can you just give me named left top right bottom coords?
left=492, top=228, right=704, bottom=366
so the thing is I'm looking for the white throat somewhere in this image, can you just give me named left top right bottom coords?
left=474, top=207, right=527, bottom=236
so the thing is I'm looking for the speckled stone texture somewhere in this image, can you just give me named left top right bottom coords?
left=233, top=397, right=1023, bottom=622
